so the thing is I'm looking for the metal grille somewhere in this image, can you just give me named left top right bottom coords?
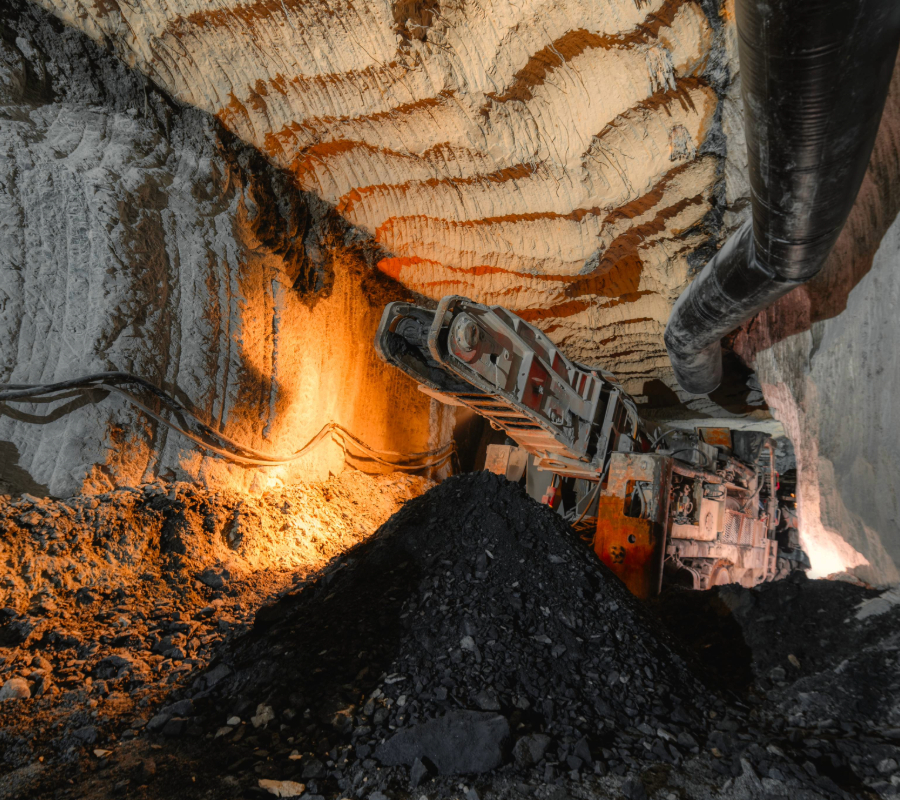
left=739, top=519, right=754, bottom=546
left=721, top=511, right=741, bottom=544
left=721, top=510, right=767, bottom=547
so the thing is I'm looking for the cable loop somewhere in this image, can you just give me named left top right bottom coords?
left=0, top=372, right=454, bottom=470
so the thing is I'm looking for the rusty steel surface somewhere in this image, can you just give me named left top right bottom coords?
left=593, top=454, right=673, bottom=598
left=697, top=427, right=733, bottom=449
left=593, top=500, right=663, bottom=599
left=375, top=297, right=643, bottom=479
left=484, top=444, right=528, bottom=481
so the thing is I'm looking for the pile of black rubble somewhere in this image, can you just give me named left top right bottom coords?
left=195, top=472, right=722, bottom=794
left=139, top=472, right=883, bottom=800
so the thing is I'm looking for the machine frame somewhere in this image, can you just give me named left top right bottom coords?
left=376, top=296, right=806, bottom=598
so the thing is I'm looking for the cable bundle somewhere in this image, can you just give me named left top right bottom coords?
left=0, top=372, right=455, bottom=470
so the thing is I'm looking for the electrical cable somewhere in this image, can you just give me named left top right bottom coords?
left=571, top=480, right=601, bottom=526
left=649, top=429, right=671, bottom=451
left=568, top=459, right=610, bottom=527
left=634, top=482, right=646, bottom=519
left=0, top=372, right=455, bottom=470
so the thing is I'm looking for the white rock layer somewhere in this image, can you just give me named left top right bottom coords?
left=0, top=11, right=445, bottom=497
left=31, top=0, right=727, bottom=403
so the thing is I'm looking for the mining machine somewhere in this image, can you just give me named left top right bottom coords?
left=375, top=296, right=808, bottom=599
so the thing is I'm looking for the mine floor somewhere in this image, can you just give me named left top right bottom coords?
left=1, top=473, right=898, bottom=800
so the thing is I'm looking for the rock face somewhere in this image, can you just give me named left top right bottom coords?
left=1, top=0, right=900, bottom=579
left=28, top=0, right=734, bottom=406
left=752, top=217, right=900, bottom=585
left=734, top=63, right=900, bottom=584
left=0, top=1, right=447, bottom=497
left=374, top=710, right=510, bottom=774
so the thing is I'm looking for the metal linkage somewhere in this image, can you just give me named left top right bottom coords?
left=376, top=296, right=643, bottom=478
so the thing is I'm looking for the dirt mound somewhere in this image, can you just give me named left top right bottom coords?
left=198, top=472, right=717, bottom=795
left=0, top=471, right=429, bottom=614
left=0, top=471, right=425, bottom=782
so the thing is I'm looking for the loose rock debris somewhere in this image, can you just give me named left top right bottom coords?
left=1, top=471, right=900, bottom=800
left=202, top=472, right=716, bottom=787
left=0, top=470, right=426, bottom=794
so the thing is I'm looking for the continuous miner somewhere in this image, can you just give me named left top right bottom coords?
left=1, top=0, right=900, bottom=799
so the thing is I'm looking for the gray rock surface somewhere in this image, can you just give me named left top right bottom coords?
left=0, top=0, right=436, bottom=498
left=756, top=210, right=900, bottom=585
left=512, top=733, right=551, bottom=766
left=374, top=710, right=510, bottom=775
left=0, top=677, right=30, bottom=701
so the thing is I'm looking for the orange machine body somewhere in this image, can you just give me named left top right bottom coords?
left=593, top=453, right=674, bottom=599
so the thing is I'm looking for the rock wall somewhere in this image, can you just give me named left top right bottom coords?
left=1, top=0, right=759, bottom=502
left=0, top=3, right=445, bottom=498
left=749, top=215, right=900, bottom=586
left=29, top=0, right=738, bottom=407
left=3, top=0, right=900, bottom=583
left=736, top=53, right=900, bottom=585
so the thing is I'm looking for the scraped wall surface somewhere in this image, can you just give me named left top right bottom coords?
left=0, top=5, right=443, bottom=497
left=754, top=215, right=900, bottom=586
left=30, top=0, right=731, bottom=401
left=743, top=78, right=900, bottom=585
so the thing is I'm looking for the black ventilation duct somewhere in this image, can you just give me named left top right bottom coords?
left=664, top=0, right=900, bottom=395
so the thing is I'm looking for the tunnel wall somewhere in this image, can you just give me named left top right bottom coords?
left=754, top=218, right=900, bottom=586
left=27, top=0, right=733, bottom=407
left=734, top=49, right=900, bottom=585
left=0, top=5, right=446, bottom=497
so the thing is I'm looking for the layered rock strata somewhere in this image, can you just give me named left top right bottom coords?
left=31, top=0, right=732, bottom=403
left=0, top=2, right=446, bottom=497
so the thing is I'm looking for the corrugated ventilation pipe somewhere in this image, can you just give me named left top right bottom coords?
left=664, top=0, right=900, bottom=395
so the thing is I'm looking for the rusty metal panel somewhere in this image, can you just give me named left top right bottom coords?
left=484, top=444, right=527, bottom=481
left=592, top=453, right=673, bottom=598
left=594, top=500, right=660, bottom=598
left=485, top=445, right=511, bottom=475
left=697, top=426, right=733, bottom=449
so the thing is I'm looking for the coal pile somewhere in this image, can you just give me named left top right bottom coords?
left=723, top=578, right=900, bottom=797
left=653, top=575, right=900, bottom=799
left=13, top=471, right=889, bottom=799
left=198, top=472, right=717, bottom=795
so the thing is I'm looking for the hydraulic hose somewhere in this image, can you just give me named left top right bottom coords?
left=664, top=0, right=900, bottom=394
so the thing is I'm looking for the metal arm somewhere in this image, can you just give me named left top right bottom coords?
left=376, top=296, right=644, bottom=479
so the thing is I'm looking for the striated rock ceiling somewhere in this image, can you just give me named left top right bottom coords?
left=4, top=0, right=900, bottom=583
left=34, top=0, right=738, bottom=400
